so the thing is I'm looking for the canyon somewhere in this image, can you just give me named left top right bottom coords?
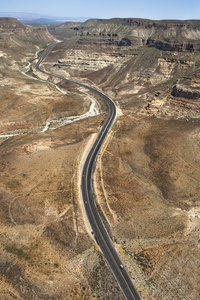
left=0, top=17, right=199, bottom=299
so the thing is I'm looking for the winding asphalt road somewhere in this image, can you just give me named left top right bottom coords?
left=36, top=43, right=141, bottom=300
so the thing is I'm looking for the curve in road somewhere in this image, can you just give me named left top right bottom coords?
left=36, top=43, right=141, bottom=300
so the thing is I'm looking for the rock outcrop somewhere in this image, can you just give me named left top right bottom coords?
left=147, top=39, right=195, bottom=52
left=172, top=84, right=200, bottom=99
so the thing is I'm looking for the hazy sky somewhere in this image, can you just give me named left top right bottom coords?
left=1, top=0, right=200, bottom=20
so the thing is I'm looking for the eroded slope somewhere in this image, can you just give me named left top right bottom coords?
left=0, top=18, right=124, bottom=300
left=48, top=18, right=200, bottom=299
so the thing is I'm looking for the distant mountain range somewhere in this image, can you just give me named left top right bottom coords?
left=0, top=12, right=88, bottom=24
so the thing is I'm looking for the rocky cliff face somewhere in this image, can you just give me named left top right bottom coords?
left=172, top=84, right=200, bottom=99
left=57, top=18, right=200, bottom=51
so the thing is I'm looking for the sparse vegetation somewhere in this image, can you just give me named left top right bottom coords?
left=0, top=16, right=199, bottom=300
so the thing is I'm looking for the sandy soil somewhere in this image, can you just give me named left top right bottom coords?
left=0, top=40, right=124, bottom=299
left=1, top=23, right=200, bottom=299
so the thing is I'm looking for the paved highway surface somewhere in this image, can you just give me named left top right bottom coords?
left=36, top=43, right=141, bottom=300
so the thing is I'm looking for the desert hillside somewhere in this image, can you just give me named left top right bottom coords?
left=49, top=18, right=200, bottom=51
left=0, top=17, right=199, bottom=299
left=0, top=17, right=124, bottom=300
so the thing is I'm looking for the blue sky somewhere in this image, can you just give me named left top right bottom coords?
left=1, top=0, right=200, bottom=20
